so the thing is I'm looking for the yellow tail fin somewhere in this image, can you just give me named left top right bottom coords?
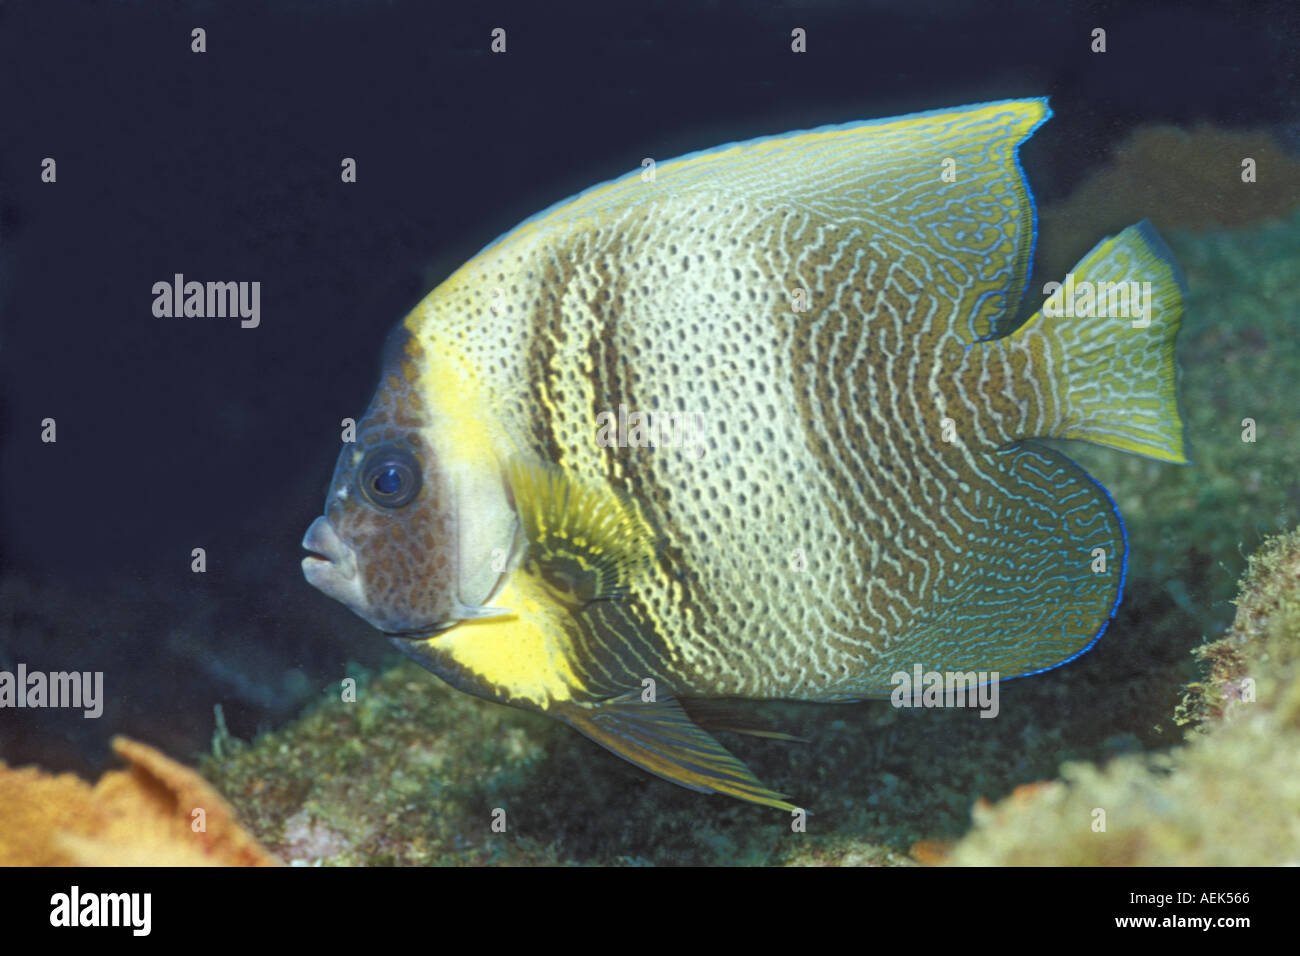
left=1016, top=220, right=1189, bottom=464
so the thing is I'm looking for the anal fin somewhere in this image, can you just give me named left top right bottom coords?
left=680, top=699, right=809, bottom=742
left=559, top=695, right=801, bottom=812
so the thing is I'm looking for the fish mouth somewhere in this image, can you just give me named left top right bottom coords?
left=301, top=517, right=455, bottom=636
left=301, top=516, right=363, bottom=605
left=301, top=516, right=352, bottom=573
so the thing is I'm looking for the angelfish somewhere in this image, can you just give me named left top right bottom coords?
left=302, top=99, right=1188, bottom=810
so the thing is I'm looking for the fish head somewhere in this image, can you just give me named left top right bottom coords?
left=301, top=325, right=520, bottom=636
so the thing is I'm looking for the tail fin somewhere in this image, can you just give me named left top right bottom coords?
left=1017, top=221, right=1189, bottom=464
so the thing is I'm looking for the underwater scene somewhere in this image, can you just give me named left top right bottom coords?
left=3, top=1, right=1299, bottom=872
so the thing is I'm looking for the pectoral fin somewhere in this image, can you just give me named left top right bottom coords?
left=559, top=694, right=801, bottom=811
left=505, top=457, right=655, bottom=607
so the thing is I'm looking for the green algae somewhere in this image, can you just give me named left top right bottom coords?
left=202, top=666, right=565, bottom=865
left=204, top=210, right=1300, bottom=866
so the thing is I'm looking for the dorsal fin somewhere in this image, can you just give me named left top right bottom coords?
left=476, top=99, right=1050, bottom=341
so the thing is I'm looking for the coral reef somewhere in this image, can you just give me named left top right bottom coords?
left=0, top=736, right=278, bottom=866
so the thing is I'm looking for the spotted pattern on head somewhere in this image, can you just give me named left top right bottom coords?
left=321, top=332, right=464, bottom=633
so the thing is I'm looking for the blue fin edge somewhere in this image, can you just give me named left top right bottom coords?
left=474, top=97, right=1054, bottom=261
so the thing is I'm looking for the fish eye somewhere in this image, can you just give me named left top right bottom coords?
left=359, top=445, right=422, bottom=509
